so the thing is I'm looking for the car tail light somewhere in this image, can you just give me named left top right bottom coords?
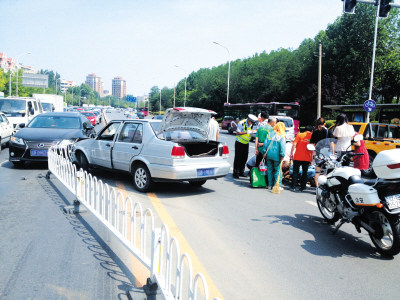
left=171, top=146, right=185, bottom=158
left=388, top=163, right=400, bottom=169
left=222, top=145, right=229, bottom=157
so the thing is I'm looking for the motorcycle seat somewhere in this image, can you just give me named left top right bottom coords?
left=364, top=180, right=376, bottom=187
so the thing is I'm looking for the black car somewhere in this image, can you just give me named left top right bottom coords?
left=9, top=112, right=95, bottom=167
left=137, top=112, right=145, bottom=119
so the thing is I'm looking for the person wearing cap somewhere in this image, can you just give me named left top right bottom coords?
left=233, top=114, right=257, bottom=178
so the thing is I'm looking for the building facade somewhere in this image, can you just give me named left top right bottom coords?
left=60, top=80, right=76, bottom=93
left=112, top=76, right=127, bottom=99
left=85, top=73, right=103, bottom=97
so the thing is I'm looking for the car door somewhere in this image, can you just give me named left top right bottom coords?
left=112, top=123, right=144, bottom=171
left=91, top=122, right=122, bottom=168
left=1, top=114, right=13, bottom=142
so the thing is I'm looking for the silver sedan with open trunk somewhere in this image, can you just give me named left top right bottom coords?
left=71, top=107, right=231, bottom=192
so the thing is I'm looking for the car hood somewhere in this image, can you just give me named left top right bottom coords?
left=15, top=128, right=84, bottom=141
left=158, top=107, right=216, bottom=138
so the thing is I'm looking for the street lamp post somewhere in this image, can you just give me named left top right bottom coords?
left=159, top=88, right=162, bottom=115
left=80, top=89, right=84, bottom=107
left=175, top=65, right=187, bottom=107
left=213, top=41, right=230, bottom=104
left=16, top=52, right=31, bottom=97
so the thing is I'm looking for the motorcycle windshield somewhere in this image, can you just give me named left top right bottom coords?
left=315, top=138, right=342, bottom=159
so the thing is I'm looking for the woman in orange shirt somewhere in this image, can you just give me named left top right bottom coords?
left=289, top=125, right=314, bottom=192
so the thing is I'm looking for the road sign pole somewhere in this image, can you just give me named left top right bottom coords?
left=367, top=1, right=380, bottom=123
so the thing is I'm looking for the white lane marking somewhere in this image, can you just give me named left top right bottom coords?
left=305, top=201, right=318, bottom=207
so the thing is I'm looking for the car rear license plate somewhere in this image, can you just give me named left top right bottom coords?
left=386, top=194, right=400, bottom=210
left=31, top=149, right=48, bottom=157
left=197, top=168, right=215, bottom=177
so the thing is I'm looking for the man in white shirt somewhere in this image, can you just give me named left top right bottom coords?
left=207, top=117, right=220, bottom=141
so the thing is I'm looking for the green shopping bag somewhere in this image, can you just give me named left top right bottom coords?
left=250, top=167, right=267, bottom=188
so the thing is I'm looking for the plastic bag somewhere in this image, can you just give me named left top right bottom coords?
left=259, top=159, right=267, bottom=175
left=251, top=168, right=266, bottom=188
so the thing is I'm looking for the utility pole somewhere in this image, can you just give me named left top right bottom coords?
left=314, top=41, right=324, bottom=119
left=174, top=83, right=176, bottom=107
left=318, top=41, right=322, bottom=119
left=9, top=73, right=11, bottom=96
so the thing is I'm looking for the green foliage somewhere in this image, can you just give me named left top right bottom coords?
left=139, top=6, right=400, bottom=126
left=325, top=120, right=335, bottom=128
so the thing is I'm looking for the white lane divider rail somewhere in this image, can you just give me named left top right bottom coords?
left=47, top=146, right=221, bottom=300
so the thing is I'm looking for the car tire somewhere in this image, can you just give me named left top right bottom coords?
left=228, top=124, right=233, bottom=134
left=12, top=161, right=25, bottom=167
left=189, top=180, right=207, bottom=187
left=77, top=151, right=89, bottom=171
left=132, top=163, right=153, bottom=193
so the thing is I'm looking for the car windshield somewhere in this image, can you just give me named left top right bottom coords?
left=28, top=116, right=81, bottom=129
left=42, top=103, right=52, bottom=112
left=277, top=119, right=293, bottom=128
left=0, top=99, right=26, bottom=113
left=81, top=112, right=93, bottom=117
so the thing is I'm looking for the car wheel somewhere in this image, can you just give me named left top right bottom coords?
left=189, top=180, right=207, bottom=187
left=132, top=163, right=153, bottom=193
left=12, top=161, right=25, bottom=167
left=78, top=152, right=89, bottom=171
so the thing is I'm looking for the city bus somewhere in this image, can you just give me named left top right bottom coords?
left=221, top=102, right=301, bottom=134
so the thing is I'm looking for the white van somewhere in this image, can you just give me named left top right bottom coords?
left=0, top=97, right=43, bottom=132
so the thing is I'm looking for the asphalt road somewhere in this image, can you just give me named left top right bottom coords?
left=1, top=110, right=400, bottom=300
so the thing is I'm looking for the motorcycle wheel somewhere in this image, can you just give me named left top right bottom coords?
left=369, top=209, right=400, bottom=256
left=317, top=197, right=340, bottom=223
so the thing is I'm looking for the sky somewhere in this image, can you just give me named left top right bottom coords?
left=1, top=0, right=344, bottom=96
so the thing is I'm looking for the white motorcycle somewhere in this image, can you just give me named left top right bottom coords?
left=308, top=136, right=400, bottom=256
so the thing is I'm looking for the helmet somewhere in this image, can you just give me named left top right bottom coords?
left=248, top=114, right=257, bottom=123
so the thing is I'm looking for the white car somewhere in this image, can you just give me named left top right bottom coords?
left=251, top=115, right=295, bottom=142
left=0, top=112, right=13, bottom=150
left=71, top=107, right=231, bottom=192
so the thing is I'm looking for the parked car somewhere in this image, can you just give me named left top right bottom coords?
left=0, top=112, right=13, bottom=150
left=71, top=107, right=230, bottom=192
left=127, top=112, right=138, bottom=119
left=9, top=112, right=95, bottom=167
left=348, top=122, right=400, bottom=177
left=80, top=111, right=96, bottom=126
left=152, top=115, right=164, bottom=120
left=76, top=108, right=84, bottom=112
left=137, top=111, right=145, bottom=119
left=106, top=109, right=111, bottom=113
left=92, top=110, right=102, bottom=124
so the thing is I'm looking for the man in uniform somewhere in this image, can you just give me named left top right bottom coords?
left=233, top=114, right=258, bottom=178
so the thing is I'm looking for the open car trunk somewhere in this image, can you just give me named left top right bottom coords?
left=179, top=141, right=219, bottom=157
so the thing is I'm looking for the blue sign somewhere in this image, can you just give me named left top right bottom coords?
left=127, top=96, right=137, bottom=103
left=363, top=99, right=376, bottom=112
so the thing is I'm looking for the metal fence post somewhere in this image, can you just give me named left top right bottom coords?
left=144, top=228, right=161, bottom=299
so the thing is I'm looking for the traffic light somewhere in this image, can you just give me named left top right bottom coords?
left=379, top=0, right=392, bottom=18
left=343, top=0, right=357, bottom=14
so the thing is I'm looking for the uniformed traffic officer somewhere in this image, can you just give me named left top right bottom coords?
left=233, top=114, right=258, bottom=178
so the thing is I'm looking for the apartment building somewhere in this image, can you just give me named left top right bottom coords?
left=60, top=80, right=76, bottom=93
left=112, top=76, right=127, bottom=99
left=85, top=73, right=103, bottom=97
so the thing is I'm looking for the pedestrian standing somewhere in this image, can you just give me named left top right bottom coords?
left=289, top=125, right=314, bottom=192
left=310, top=117, right=333, bottom=186
left=261, top=118, right=286, bottom=190
left=233, top=114, right=258, bottom=179
left=254, top=111, right=273, bottom=167
left=207, top=117, right=220, bottom=141
left=333, top=113, right=355, bottom=152
left=353, top=132, right=369, bottom=170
